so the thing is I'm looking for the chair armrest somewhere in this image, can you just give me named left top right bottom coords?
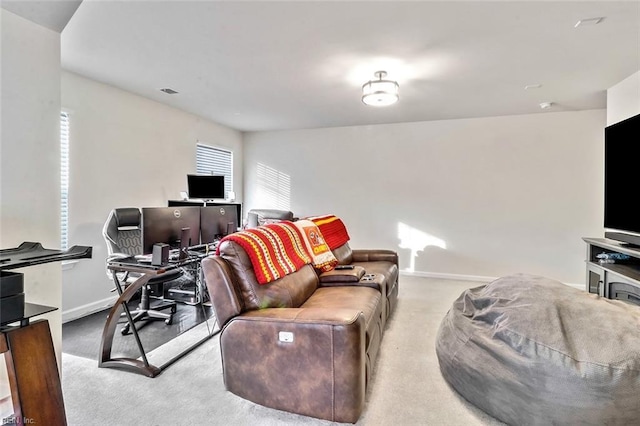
left=237, top=307, right=362, bottom=324
left=351, top=249, right=398, bottom=265
left=220, top=308, right=366, bottom=423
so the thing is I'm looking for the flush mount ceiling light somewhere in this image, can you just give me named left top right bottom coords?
left=362, top=71, right=399, bottom=107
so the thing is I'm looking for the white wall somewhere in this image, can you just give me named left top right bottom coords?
left=244, top=110, right=606, bottom=285
left=0, top=9, right=62, bottom=356
left=607, top=70, right=640, bottom=125
left=61, top=71, right=243, bottom=320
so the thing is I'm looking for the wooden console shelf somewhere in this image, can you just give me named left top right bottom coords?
left=1, top=319, right=66, bottom=425
left=583, top=237, right=640, bottom=303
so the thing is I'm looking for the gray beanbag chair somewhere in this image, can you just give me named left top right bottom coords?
left=436, top=273, right=640, bottom=426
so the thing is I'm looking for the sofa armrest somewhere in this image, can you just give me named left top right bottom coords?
left=220, top=308, right=366, bottom=423
left=201, top=255, right=243, bottom=328
left=351, top=249, right=398, bottom=265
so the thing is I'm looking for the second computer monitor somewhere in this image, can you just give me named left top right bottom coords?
left=141, top=206, right=201, bottom=254
left=200, top=205, right=238, bottom=244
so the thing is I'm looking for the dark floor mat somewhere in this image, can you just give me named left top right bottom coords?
left=62, top=299, right=214, bottom=360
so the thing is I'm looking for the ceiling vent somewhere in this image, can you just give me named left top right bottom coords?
left=574, top=17, right=604, bottom=28
left=159, top=88, right=179, bottom=95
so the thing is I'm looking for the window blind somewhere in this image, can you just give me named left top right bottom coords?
left=196, top=143, right=233, bottom=199
left=61, top=112, right=70, bottom=250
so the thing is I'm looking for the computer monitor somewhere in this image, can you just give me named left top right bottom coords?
left=200, top=205, right=238, bottom=244
left=187, top=174, right=225, bottom=200
left=141, top=207, right=201, bottom=254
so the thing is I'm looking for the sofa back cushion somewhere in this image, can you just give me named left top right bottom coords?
left=332, top=242, right=354, bottom=265
left=217, top=240, right=319, bottom=310
left=201, top=255, right=243, bottom=327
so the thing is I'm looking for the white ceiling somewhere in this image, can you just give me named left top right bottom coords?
left=1, top=0, right=81, bottom=32
left=59, top=1, right=639, bottom=132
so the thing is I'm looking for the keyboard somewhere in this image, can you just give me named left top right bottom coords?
left=169, top=250, right=181, bottom=261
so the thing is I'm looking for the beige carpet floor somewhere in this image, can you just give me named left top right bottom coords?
left=62, top=276, right=505, bottom=425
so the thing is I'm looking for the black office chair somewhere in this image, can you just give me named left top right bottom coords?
left=102, top=207, right=180, bottom=334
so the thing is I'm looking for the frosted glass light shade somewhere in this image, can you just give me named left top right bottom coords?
left=362, top=71, right=399, bottom=106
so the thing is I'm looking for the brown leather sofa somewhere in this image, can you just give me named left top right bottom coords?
left=202, top=233, right=399, bottom=423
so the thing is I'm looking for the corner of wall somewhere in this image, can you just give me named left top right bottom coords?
left=607, top=71, right=640, bottom=125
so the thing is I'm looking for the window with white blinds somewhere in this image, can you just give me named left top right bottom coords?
left=61, top=112, right=70, bottom=250
left=196, top=143, right=233, bottom=199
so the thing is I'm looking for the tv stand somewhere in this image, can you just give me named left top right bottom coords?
left=619, top=242, right=640, bottom=249
left=604, top=231, right=640, bottom=248
left=583, top=237, right=640, bottom=305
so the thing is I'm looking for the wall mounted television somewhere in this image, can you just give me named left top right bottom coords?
left=604, top=112, right=640, bottom=246
left=187, top=174, right=225, bottom=200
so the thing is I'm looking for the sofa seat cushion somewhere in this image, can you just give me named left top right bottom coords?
left=436, top=273, right=640, bottom=426
left=302, top=286, right=381, bottom=344
left=351, top=260, right=398, bottom=296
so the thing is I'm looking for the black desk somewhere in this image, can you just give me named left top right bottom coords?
left=13, top=303, right=57, bottom=326
left=100, top=253, right=217, bottom=377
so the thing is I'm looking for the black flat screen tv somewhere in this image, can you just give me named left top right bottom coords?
left=187, top=174, right=225, bottom=200
left=604, top=113, right=640, bottom=246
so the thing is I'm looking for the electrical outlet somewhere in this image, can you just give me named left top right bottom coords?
left=278, top=331, right=294, bottom=343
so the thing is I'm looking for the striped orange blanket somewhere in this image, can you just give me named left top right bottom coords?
left=309, top=215, right=351, bottom=250
left=216, top=221, right=311, bottom=285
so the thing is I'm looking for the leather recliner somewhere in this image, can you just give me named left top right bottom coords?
left=202, top=234, right=398, bottom=423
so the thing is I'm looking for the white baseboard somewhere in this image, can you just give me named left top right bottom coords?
left=400, top=270, right=585, bottom=290
left=62, top=272, right=585, bottom=324
left=400, top=269, right=496, bottom=283
left=62, top=295, right=117, bottom=323
left=564, top=282, right=585, bottom=290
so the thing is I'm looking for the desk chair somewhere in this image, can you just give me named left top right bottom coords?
left=246, top=209, right=295, bottom=228
left=102, top=207, right=180, bottom=335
